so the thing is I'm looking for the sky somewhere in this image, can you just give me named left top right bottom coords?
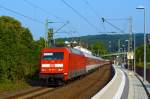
left=0, top=0, right=149, bottom=40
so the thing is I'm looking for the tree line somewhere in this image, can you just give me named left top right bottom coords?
left=0, top=16, right=149, bottom=85
left=0, top=16, right=45, bottom=84
left=136, top=44, right=150, bottom=67
left=0, top=15, right=107, bottom=85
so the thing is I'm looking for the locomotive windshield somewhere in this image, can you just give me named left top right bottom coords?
left=43, top=52, right=64, bottom=60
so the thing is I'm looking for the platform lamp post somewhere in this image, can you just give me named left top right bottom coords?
left=136, top=6, right=147, bottom=81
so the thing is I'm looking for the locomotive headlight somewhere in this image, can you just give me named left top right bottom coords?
left=41, top=64, right=50, bottom=67
left=41, top=69, right=45, bottom=71
left=55, top=64, right=63, bottom=67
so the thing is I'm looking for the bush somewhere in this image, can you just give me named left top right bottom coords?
left=0, top=16, right=40, bottom=83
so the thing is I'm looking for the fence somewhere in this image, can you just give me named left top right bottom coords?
left=136, top=66, right=150, bottom=82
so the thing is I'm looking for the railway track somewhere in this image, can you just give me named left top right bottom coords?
left=1, top=64, right=112, bottom=99
left=5, top=87, right=54, bottom=99
left=37, top=64, right=113, bottom=99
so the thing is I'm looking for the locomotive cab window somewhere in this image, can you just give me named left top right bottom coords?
left=43, top=52, right=64, bottom=60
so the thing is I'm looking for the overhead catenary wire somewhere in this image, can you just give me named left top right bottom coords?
left=23, top=0, right=66, bottom=22
left=54, top=21, right=69, bottom=33
left=101, top=17, right=130, bottom=32
left=24, top=0, right=78, bottom=29
left=101, top=17, right=125, bottom=33
left=24, top=0, right=80, bottom=39
left=103, top=18, right=130, bottom=21
left=83, top=0, right=100, bottom=19
left=68, top=22, right=81, bottom=37
left=61, top=0, right=100, bottom=31
left=24, top=0, right=88, bottom=39
left=0, top=4, right=44, bottom=24
left=83, top=0, right=103, bottom=33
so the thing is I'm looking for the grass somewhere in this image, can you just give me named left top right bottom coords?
left=0, top=73, right=39, bottom=94
left=0, top=80, right=31, bottom=93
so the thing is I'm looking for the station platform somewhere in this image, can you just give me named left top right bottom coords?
left=127, top=70, right=150, bottom=99
left=92, top=65, right=150, bottom=99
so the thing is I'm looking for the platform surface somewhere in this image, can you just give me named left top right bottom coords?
left=92, top=65, right=127, bottom=99
left=92, top=65, right=150, bottom=99
left=126, top=70, right=150, bottom=99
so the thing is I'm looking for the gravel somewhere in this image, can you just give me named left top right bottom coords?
left=37, top=64, right=113, bottom=99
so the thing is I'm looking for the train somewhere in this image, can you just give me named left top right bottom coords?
left=39, top=46, right=109, bottom=85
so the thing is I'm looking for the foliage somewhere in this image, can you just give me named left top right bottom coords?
left=36, top=37, right=45, bottom=49
left=0, top=16, right=40, bottom=83
left=0, top=80, right=30, bottom=92
left=62, top=34, right=146, bottom=52
left=55, top=39, right=65, bottom=47
left=0, top=15, right=149, bottom=90
left=89, top=42, right=108, bottom=56
left=135, top=44, right=150, bottom=68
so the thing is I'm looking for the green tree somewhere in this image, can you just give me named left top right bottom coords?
left=55, top=39, right=65, bottom=47
left=0, top=16, right=39, bottom=83
left=89, top=42, right=108, bottom=56
left=36, top=37, right=45, bottom=49
left=136, top=44, right=150, bottom=68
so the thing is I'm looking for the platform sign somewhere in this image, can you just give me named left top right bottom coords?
left=127, top=52, right=134, bottom=59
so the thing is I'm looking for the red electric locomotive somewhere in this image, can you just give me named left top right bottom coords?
left=39, top=47, right=106, bottom=85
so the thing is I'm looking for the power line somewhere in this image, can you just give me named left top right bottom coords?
left=24, top=0, right=86, bottom=38
left=83, top=0, right=100, bottom=19
left=61, top=0, right=99, bottom=31
left=101, top=17, right=125, bottom=33
left=83, top=0, right=102, bottom=32
left=24, top=0, right=80, bottom=38
left=0, top=4, right=44, bottom=24
left=104, top=18, right=129, bottom=21
left=23, top=0, right=66, bottom=22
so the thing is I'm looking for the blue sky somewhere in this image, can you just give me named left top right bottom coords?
left=0, top=0, right=149, bottom=40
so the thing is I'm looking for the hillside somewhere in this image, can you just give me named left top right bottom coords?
left=61, top=33, right=148, bottom=52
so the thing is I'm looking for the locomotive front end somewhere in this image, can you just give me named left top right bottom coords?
left=39, top=48, right=68, bottom=85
